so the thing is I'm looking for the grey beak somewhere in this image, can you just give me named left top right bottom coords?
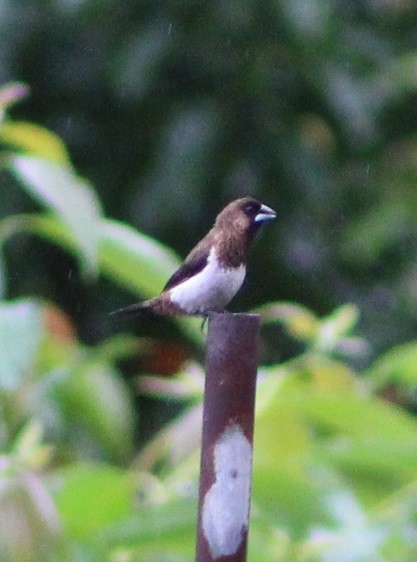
left=254, top=203, right=276, bottom=223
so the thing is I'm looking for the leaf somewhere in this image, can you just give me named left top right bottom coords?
left=257, top=302, right=360, bottom=353
left=315, top=304, right=359, bottom=352
left=303, top=491, right=387, bottom=562
left=53, top=362, right=135, bottom=462
left=248, top=517, right=291, bottom=562
left=93, top=333, right=150, bottom=363
left=253, top=373, right=331, bottom=534
left=0, top=464, right=68, bottom=562
left=99, top=219, right=180, bottom=296
left=0, top=214, right=77, bottom=252
left=102, top=497, right=197, bottom=548
left=0, top=299, right=43, bottom=390
left=307, top=393, right=417, bottom=476
left=1, top=215, right=181, bottom=292
left=0, top=214, right=203, bottom=343
left=0, top=122, right=71, bottom=165
left=10, top=156, right=102, bottom=276
left=256, top=301, right=319, bottom=342
left=53, top=464, right=134, bottom=540
left=366, top=342, right=417, bottom=390
left=252, top=361, right=417, bottom=535
left=279, top=368, right=417, bottom=501
left=0, top=82, right=29, bottom=120
left=13, top=420, right=52, bottom=470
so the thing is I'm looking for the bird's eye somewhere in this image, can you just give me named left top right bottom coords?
left=244, top=202, right=257, bottom=214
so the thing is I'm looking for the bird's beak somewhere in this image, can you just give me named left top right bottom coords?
left=254, top=203, right=276, bottom=223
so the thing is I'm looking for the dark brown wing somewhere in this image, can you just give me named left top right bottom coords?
left=163, top=243, right=210, bottom=292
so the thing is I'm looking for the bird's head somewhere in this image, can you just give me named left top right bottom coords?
left=214, top=197, right=276, bottom=239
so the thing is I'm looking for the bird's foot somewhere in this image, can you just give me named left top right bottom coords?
left=200, top=315, right=209, bottom=331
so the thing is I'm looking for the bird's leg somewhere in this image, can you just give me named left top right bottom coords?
left=199, top=308, right=230, bottom=331
left=200, top=315, right=209, bottom=331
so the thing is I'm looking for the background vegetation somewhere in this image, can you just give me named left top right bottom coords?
left=2, top=1, right=417, bottom=560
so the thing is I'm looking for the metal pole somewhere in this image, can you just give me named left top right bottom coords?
left=195, top=312, right=260, bottom=562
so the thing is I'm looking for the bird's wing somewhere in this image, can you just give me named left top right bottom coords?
left=163, top=243, right=210, bottom=292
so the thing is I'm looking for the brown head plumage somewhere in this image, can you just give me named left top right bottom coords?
left=211, top=197, right=276, bottom=267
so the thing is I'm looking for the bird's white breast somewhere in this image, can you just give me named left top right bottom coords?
left=169, top=248, right=246, bottom=314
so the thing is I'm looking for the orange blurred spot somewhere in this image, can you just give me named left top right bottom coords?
left=141, top=342, right=188, bottom=376
left=43, top=305, right=77, bottom=344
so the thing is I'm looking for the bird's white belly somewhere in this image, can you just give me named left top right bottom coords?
left=169, top=251, right=246, bottom=314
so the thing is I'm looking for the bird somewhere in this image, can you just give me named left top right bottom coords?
left=111, top=197, right=276, bottom=318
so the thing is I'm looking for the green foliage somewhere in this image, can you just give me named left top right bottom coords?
left=1, top=98, right=417, bottom=561
left=0, top=299, right=136, bottom=462
left=2, top=0, right=417, bottom=352
left=10, top=155, right=101, bottom=277
left=2, top=1, right=417, bottom=559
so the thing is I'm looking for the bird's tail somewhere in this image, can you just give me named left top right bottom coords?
left=109, top=298, right=157, bottom=318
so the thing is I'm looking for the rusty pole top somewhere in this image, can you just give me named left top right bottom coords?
left=195, top=312, right=260, bottom=562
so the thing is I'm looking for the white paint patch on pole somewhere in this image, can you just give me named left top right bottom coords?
left=202, top=424, right=252, bottom=558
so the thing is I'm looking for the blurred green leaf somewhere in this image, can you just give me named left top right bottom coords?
left=304, top=394, right=417, bottom=470
left=9, top=156, right=102, bottom=276
left=53, top=464, right=134, bottom=540
left=0, top=122, right=71, bottom=165
left=314, top=304, right=359, bottom=353
left=248, top=517, right=291, bottom=562
left=257, top=302, right=360, bottom=355
left=53, top=362, right=135, bottom=462
left=3, top=3, right=417, bottom=559
left=0, top=299, right=43, bottom=390
left=0, top=459, right=67, bottom=562
left=253, top=373, right=330, bottom=534
left=375, top=480, right=417, bottom=560
left=93, top=334, right=150, bottom=363
left=134, top=404, right=202, bottom=474
left=252, top=358, right=417, bottom=541
left=0, top=214, right=204, bottom=343
left=256, top=301, right=319, bottom=342
left=1, top=214, right=182, bottom=296
left=0, top=82, right=29, bottom=120
left=0, top=213, right=79, bottom=256
left=135, top=104, right=220, bottom=233
left=13, top=420, right=52, bottom=470
left=302, top=491, right=387, bottom=562
left=366, top=342, right=417, bottom=390
left=286, top=376, right=417, bottom=502
left=99, top=219, right=180, bottom=300
left=137, top=364, right=204, bottom=402
left=102, top=497, right=196, bottom=556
